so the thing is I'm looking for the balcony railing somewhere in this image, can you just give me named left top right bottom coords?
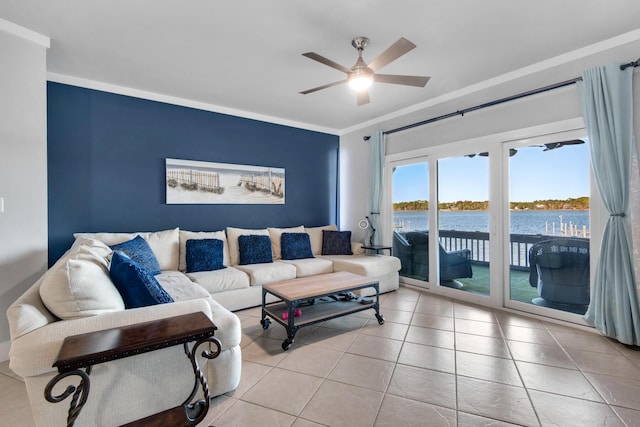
left=437, top=230, right=589, bottom=271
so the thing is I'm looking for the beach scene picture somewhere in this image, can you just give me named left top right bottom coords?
left=166, top=158, right=285, bottom=204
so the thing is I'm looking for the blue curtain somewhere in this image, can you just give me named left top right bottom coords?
left=368, top=132, right=386, bottom=245
left=577, top=64, right=639, bottom=346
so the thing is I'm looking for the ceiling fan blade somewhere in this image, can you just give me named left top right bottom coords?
left=374, top=74, right=430, bottom=87
left=302, top=52, right=353, bottom=74
left=357, top=89, right=370, bottom=106
left=367, top=37, right=417, bottom=72
left=543, top=139, right=585, bottom=151
left=299, top=79, right=347, bottom=95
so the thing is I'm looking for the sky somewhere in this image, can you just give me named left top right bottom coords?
left=392, top=142, right=590, bottom=203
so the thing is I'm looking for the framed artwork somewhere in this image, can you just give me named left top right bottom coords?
left=166, top=158, right=285, bottom=204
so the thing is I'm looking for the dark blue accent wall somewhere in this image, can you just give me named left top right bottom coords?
left=47, top=82, right=339, bottom=265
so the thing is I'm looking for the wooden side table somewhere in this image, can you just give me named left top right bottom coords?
left=361, top=244, right=393, bottom=256
left=44, top=312, right=220, bottom=427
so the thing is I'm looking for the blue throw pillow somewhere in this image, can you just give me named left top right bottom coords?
left=321, top=230, right=353, bottom=255
left=281, top=233, right=314, bottom=260
left=110, top=235, right=161, bottom=275
left=186, top=239, right=226, bottom=273
left=238, top=235, right=273, bottom=265
left=109, top=251, right=174, bottom=309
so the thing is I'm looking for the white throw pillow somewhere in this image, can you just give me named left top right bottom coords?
left=74, top=228, right=180, bottom=271
left=267, top=226, right=304, bottom=260
left=226, top=227, right=270, bottom=266
left=178, top=230, right=230, bottom=271
left=304, top=224, right=338, bottom=255
left=39, top=239, right=125, bottom=319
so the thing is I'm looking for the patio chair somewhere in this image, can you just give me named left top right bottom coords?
left=528, top=238, right=590, bottom=308
left=403, top=231, right=473, bottom=284
left=393, top=231, right=414, bottom=276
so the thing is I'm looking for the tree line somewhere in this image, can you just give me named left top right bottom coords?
left=394, top=197, right=589, bottom=211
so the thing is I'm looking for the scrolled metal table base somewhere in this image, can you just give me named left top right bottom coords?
left=44, top=366, right=92, bottom=427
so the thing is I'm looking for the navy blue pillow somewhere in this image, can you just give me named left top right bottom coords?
left=110, top=235, right=161, bottom=275
left=186, top=239, right=226, bottom=273
left=321, top=230, right=353, bottom=255
left=238, top=235, right=273, bottom=265
left=109, top=251, right=174, bottom=309
left=281, top=233, right=314, bottom=260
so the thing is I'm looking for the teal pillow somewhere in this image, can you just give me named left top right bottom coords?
left=109, top=251, right=173, bottom=309
left=281, top=233, right=314, bottom=260
left=186, top=239, right=226, bottom=273
left=238, top=235, right=273, bottom=265
left=110, top=235, right=161, bottom=275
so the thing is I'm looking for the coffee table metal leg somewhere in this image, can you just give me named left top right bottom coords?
left=372, top=283, right=385, bottom=325
left=261, top=288, right=271, bottom=330
left=283, top=300, right=301, bottom=350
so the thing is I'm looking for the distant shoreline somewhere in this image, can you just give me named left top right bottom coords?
left=394, top=197, right=589, bottom=212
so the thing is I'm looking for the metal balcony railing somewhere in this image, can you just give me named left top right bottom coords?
left=436, top=230, right=589, bottom=271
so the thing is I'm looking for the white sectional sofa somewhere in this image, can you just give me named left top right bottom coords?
left=7, top=224, right=400, bottom=427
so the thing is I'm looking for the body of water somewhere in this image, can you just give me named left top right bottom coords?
left=394, top=210, right=589, bottom=237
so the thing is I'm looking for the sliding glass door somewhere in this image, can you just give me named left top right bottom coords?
left=391, top=159, right=430, bottom=287
left=504, top=130, right=592, bottom=321
left=387, top=125, right=597, bottom=324
left=437, top=153, right=491, bottom=297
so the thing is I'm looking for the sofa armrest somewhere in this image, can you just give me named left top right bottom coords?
left=9, top=299, right=213, bottom=378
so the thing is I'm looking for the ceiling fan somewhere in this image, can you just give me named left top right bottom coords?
left=542, top=140, right=585, bottom=151
left=299, top=36, right=430, bottom=106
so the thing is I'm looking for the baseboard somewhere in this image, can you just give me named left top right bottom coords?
left=0, top=340, right=10, bottom=362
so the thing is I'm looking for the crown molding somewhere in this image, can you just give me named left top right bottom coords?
left=0, top=18, right=49, bottom=48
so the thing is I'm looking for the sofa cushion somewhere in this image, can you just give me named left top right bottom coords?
left=186, top=239, right=226, bottom=273
left=322, top=230, right=353, bottom=255
left=281, top=232, right=314, bottom=260
left=226, top=227, right=270, bottom=266
left=238, top=235, right=273, bottom=265
left=74, top=228, right=180, bottom=271
left=111, top=235, right=162, bottom=275
left=280, top=258, right=334, bottom=277
left=234, top=261, right=297, bottom=286
left=156, top=274, right=212, bottom=302
left=39, top=238, right=125, bottom=320
left=109, top=252, right=174, bottom=309
left=186, top=267, right=251, bottom=293
left=305, top=224, right=337, bottom=255
left=321, top=254, right=401, bottom=277
left=267, top=226, right=304, bottom=260
left=179, top=230, right=230, bottom=270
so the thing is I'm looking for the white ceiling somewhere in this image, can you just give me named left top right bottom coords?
left=2, top=1, right=640, bottom=134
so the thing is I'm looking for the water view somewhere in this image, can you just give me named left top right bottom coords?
left=394, top=209, right=589, bottom=237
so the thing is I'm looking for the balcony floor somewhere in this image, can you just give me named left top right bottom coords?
left=403, top=265, right=588, bottom=315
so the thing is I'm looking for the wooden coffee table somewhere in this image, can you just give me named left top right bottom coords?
left=261, top=271, right=384, bottom=350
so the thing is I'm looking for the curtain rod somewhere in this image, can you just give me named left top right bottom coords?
left=363, top=58, right=640, bottom=141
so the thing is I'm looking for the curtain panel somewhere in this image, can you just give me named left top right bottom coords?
left=368, top=132, right=386, bottom=245
left=578, top=63, right=640, bottom=346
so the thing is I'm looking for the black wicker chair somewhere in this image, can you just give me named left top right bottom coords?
left=529, top=238, right=590, bottom=309
left=401, top=231, right=472, bottom=284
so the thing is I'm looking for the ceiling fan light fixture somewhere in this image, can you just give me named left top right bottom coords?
left=348, top=74, right=373, bottom=91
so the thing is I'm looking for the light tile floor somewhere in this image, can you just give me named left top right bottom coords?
left=3, top=286, right=640, bottom=426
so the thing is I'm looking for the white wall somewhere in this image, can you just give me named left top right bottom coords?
left=0, top=21, right=48, bottom=360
